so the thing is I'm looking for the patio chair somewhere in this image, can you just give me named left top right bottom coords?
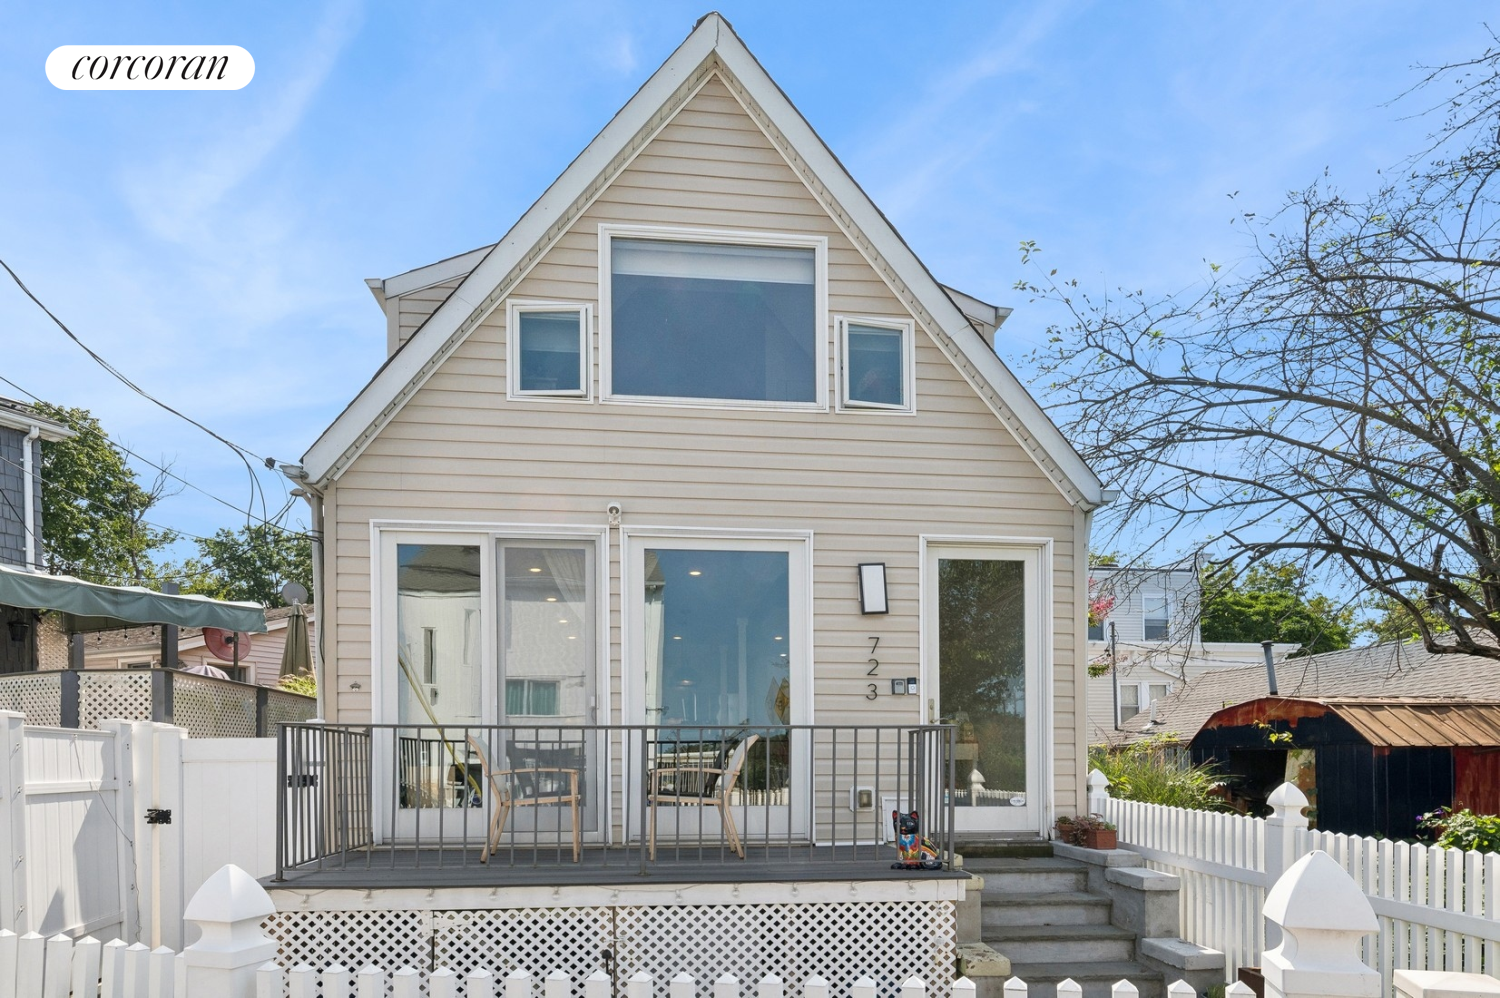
left=648, top=733, right=760, bottom=860
left=466, top=736, right=581, bottom=863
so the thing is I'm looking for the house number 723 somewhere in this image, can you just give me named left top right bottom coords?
left=865, top=636, right=879, bottom=698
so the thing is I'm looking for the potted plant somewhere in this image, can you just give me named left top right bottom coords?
left=1059, top=813, right=1117, bottom=850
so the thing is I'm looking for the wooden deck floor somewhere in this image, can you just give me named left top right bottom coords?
left=266, top=844, right=965, bottom=889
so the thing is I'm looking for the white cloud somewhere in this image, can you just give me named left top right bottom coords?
left=122, top=0, right=365, bottom=244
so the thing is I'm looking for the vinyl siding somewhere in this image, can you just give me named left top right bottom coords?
left=391, top=276, right=464, bottom=352
left=326, top=74, right=1086, bottom=816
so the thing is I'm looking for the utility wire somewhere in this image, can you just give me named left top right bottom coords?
left=0, top=452, right=311, bottom=546
left=0, top=370, right=299, bottom=535
left=0, top=258, right=275, bottom=523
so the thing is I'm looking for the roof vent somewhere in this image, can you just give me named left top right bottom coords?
left=1263, top=640, right=1279, bottom=695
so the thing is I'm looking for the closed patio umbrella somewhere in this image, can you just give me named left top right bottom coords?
left=279, top=602, right=312, bottom=678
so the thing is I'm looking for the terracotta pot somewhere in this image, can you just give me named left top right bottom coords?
left=1080, top=827, right=1117, bottom=850
left=1055, top=819, right=1076, bottom=841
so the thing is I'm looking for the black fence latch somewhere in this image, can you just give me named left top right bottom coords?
left=286, top=773, right=318, bottom=788
left=145, top=808, right=172, bottom=825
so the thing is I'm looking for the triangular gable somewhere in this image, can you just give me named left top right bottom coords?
left=301, top=13, right=1104, bottom=508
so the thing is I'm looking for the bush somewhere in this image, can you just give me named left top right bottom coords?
left=1089, top=735, right=1229, bottom=811
left=278, top=673, right=317, bottom=698
left=1416, top=806, right=1500, bottom=853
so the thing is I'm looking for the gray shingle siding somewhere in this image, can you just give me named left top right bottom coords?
left=0, top=425, right=41, bottom=568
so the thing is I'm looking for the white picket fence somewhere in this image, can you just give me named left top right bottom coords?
left=0, top=712, right=278, bottom=949
left=1091, top=772, right=1500, bottom=991
left=11, top=848, right=1498, bottom=998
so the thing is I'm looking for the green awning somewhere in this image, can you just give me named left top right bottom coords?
left=0, top=564, right=267, bottom=633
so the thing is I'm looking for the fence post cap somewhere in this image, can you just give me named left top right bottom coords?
left=1087, top=769, right=1110, bottom=790
left=1267, top=782, right=1309, bottom=812
left=1264, top=850, right=1376, bottom=932
left=183, top=863, right=276, bottom=924
left=1394, top=970, right=1500, bottom=998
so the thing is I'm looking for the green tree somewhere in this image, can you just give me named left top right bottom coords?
left=176, top=523, right=311, bottom=607
left=35, top=403, right=177, bottom=583
left=1200, top=562, right=1354, bottom=655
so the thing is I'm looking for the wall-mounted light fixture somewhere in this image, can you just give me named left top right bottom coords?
left=7, top=619, right=30, bottom=643
left=858, top=562, right=888, bottom=614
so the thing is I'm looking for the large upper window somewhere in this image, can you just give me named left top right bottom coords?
left=603, top=228, right=825, bottom=406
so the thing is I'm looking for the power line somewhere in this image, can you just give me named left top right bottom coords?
left=0, top=258, right=275, bottom=523
left=0, top=371, right=300, bottom=536
left=0, top=452, right=311, bottom=546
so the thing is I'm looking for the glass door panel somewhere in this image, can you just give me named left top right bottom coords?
left=630, top=538, right=808, bottom=844
left=927, top=546, right=1041, bottom=833
left=394, top=543, right=483, bottom=814
left=493, top=544, right=600, bottom=838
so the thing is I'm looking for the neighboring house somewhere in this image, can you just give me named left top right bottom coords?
left=0, top=398, right=73, bottom=673
left=1122, top=639, right=1500, bottom=832
left=1085, top=564, right=1298, bottom=743
left=80, top=604, right=316, bottom=686
left=283, top=11, right=1107, bottom=857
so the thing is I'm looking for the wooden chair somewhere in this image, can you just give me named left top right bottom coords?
left=466, top=736, right=581, bottom=862
left=648, top=733, right=760, bottom=859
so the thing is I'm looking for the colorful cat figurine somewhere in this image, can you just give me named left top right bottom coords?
left=891, top=809, right=943, bottom=870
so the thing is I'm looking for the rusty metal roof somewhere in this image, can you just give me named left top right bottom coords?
left=1317, top=698, right=1500, bottom=748
left=1199, top=696, right=1500, bottom=748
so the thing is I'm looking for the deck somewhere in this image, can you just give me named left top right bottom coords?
left=265, top=844, right=966, bottom=890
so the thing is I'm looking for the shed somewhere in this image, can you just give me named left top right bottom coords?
left=1188, top=696, right=1500, bottom=839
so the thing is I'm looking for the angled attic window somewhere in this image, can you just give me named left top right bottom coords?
left=508, top=302, right=591, bottom=399
left=602, top=227, right=827, bottom=407
left=838, top=317, right=913, bottom=412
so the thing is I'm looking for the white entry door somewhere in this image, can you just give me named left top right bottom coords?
left=922, top=542, right=1046, bottom=834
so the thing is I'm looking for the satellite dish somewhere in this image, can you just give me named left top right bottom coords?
left=281, top=581, right=308, bottom=605
left=202, top=627, right=252, bottom=661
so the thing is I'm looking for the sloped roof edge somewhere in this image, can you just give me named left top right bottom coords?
left=300, top=14, right=1103, bottom=506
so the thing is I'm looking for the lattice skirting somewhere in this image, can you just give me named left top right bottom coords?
left=263, top=898, right=955, bottom=998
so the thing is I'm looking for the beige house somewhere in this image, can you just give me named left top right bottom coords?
left=286, top=13, right=1105, bottom=848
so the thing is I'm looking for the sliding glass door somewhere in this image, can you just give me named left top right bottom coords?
left=377, top=530, right=601, bottom=844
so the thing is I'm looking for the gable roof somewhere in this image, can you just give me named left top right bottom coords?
left=300, top=14, right=1104, bottom=508
left=1123, top=639, right=1500, bottom=743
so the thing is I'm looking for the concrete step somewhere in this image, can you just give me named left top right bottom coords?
left=993, top=962, right=1165, bottom=998
left=956, top=840, right=1055, bottom=859
left=981, top=891, right=1113, bottom=927
left=984, top=924, right=1137, bottom=964
left=964, top=856, right=1089, bottom=894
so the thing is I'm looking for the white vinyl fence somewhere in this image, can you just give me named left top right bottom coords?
left=0, top=712, right=280, bottom=950
left=1091, top=771, right=1500, bottom=991
left=7, top=851, right=1476, bottom=998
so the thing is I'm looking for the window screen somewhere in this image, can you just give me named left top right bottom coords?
left=517, top=310, right=584, bottom=394
left=845, top=323, right=905, bottom=407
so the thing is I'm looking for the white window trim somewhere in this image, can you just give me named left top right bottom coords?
left=835, top=315, right=916, bottom=414
left=505, top=300, right=593, bottom=402
left=1117, top=680, right=1173, bottom=725
left=598, top=223, right=829, bottom=412
left=369, top=521, right=610, bottom=731
left=918, top=533, right=1055, bottom=838
left=1143, top=591, right=1171, bottom=640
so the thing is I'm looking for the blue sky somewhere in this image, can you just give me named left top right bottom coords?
left=0, top=1, right=1491, bottom=560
